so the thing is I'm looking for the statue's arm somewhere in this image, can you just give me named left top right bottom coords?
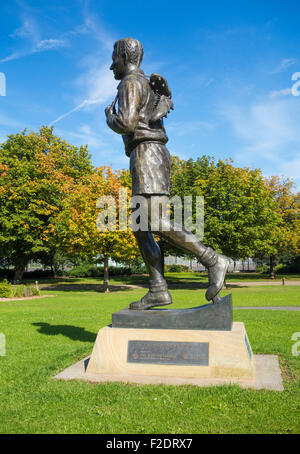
left=106, top=79, right=140, bottom=135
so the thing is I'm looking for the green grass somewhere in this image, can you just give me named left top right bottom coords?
left=0, top=284, right=300, bottom=434
left=23, top=271, right=300, bottom=289
left=37, top=276, right=300, bottom=307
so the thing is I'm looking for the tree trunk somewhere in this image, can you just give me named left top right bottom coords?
left=270, top=255, right=276, bottom=279
left=13, top=259, right=27, bottom=283
left=160, top=242, right=165, bottom=277
left=103, top=255, right=109, bottom=292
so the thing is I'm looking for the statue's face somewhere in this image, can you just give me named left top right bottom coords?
left=110, top=49, right=125, bottom=80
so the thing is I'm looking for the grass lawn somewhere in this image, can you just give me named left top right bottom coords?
left=0, top=282, right=299, bottom=434
left=37, top=274, right=300, bottom=307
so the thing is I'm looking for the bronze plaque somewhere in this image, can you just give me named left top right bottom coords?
left=127, top=340, right=209, bottom=366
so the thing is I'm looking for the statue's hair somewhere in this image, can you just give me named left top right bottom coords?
left=114, top=38, right=143, bottom=66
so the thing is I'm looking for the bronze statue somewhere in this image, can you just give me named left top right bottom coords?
left=105, top=38, right=229, bottom=310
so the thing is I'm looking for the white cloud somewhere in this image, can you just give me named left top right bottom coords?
left=77, top=62, right=117, bottom=105
left=10, top=16, right=40, bottom=42
left=0, top=112, right=22, bottom=128
left=49, top=61, right=117, bottom=126
left=48, top=8, right=118, bottom=127
left=36, top=39, right=68, bottom=51
left=269, top=88, right=292, bottom=98
left=221, top=96, right=300, bottom=182
left=55, top=125, right=106, bottom=149
left=281, top=157, right=300, bottom=181
left=55, top=124, right=127, bottom=168
left=0, top=12, right=70, bottom=64
left=168, top=120, right=215, bottom=137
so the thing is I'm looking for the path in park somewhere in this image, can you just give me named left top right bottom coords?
left=227, top=280, right=300, bottom=287
left=234, top=306, right=300, bottom=311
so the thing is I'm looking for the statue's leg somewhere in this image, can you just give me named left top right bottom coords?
left=133, top=230, right=165, bottom=285
left=130, top=230, right=172, bottom=310
left=152, top=196, right=229, bottom=302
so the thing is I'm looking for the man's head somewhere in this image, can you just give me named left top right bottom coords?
left=110, top=38, right=143, bottom=80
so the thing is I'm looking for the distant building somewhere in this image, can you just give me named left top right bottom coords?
left=164, top=256, right=256, bottom=272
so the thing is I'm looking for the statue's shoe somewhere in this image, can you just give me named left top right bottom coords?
left=205, top=254, right=229, bottom=302
left=130, top=290, right=172, bottom=310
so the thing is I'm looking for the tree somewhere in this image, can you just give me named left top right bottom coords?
left=56, top=166, right=139, bottom=291
left=0, top=126, right=93, bottom=281
left=170, top=156, right=280, bottom=262
left=265, top=177, right=300, bottom=277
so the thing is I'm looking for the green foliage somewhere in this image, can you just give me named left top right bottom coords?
left=0, top=280, right=40, bottom=298
left=0, top=279, right=12, bottom=297
left=170, top=156, right=280, bottom=260
left=255, top=264, right=269, bottom=273
left=68, top=264, right=146, bottom=278
left=277, top=256, right=300, bottom=274
left=164, top=264, right=189, bottom=273
left=68, top=264, right=101, bottom=278
left=0, top=126, right=93, bottom=279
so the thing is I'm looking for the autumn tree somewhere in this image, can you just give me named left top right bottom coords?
left=265, top=177, right=300, bottom=277
left=170, top=156, right=280, bottom=263
left=56, top=166, right=139, bottom=291
left=0, top=126, right=93, bottom=281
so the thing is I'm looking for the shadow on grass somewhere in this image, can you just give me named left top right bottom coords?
left=32, top=322, right=96, bottom=342
left=40, top=283, right=134, bottom=292
left=40, top=282, right=248, bottom=292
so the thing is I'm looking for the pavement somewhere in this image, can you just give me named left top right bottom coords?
left=234, top=306, right=300, bottom=311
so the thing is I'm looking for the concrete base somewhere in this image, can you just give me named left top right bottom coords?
left=53, top=354, right=283, bottom=391
left=53, top=322, right=284, bottom=390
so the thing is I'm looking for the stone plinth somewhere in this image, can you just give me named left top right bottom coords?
left=85, top=322, right=255, bottom=383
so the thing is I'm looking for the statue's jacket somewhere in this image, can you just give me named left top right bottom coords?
left=107, top=68, right=171, bottom=196
left=106, top=68, right=168, bottom=156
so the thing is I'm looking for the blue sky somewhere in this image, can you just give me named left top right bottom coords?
left=0, top=0, right=300, bottom=188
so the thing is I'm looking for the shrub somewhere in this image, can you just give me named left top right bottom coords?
left=1, top=283, right=40, bottom=299
left=67, top=264, right=147, bottom=278
left=277, top=263, right=300, bottom=274
left=23, top=285, right=40, bottom=297
left=255, top=265, right=269, bottom=273
left=275, top=264, right=284, bottom=272
left=68, top=264, right=100, bottom=278
left=0, top=279, right=12, bottom=297
left=10, top=285, right=25, bottom=298
left=165, top=264, right=189, bottom=273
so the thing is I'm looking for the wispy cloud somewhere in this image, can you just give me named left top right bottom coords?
left=271, top=58, right=298, bottom=74
left=36, top=39, right=68, bottom=51
left=221, top=95, right=300, bottom=182
left=49, top=60, right=117, bottom=126
left=55, top=124, right=127, bottom=168
left=10, top=16, right=40, bottom=41
left=55, top=124, right=106, bottom=149
left=223, top=99, right=299, bottom=152
left=0, top=12, right=69, bottom=64
left=49, top=9, right=117, bottom=127
left=168, top=120, right=215, bottom=137
left=269, top=87, right=292, bottom=98
left=0, top=112, right=22, bottom=128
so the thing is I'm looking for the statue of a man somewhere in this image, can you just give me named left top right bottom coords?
left=105, top=38, right=229, bottom=310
